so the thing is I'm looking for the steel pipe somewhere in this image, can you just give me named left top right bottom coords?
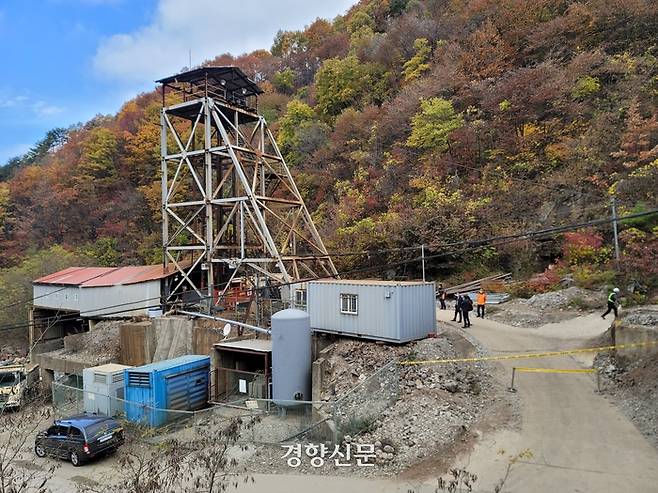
left=178, top=310, right=271, bottom=335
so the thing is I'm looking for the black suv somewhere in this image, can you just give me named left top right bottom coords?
left=34, top=414, right=124, bottom=466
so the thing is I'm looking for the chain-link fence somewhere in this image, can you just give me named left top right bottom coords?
left=52, top=382, right=336, bottom=444
left=52, top=361, right=399, bottom=445
left=214, top=368, right=270, bottom=401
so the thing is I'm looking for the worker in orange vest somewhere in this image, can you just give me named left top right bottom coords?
left=476, top=288, right=487, bottom=318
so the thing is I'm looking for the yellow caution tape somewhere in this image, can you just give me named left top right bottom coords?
left=513, top=367, right=596, bottom=374
left=399, top=340, right=658, bottom=366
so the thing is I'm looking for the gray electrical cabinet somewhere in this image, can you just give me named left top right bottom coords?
left=83, top=363, right=132, bottom=417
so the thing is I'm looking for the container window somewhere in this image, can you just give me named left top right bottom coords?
left=340, top=293, right=358, bottom=315
left=93, top=373, right=106, bottom=385
left=294, top=289, right=307, bottom=308
left=112, top=372, right=123, bottom=384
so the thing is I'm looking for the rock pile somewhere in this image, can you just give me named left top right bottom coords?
left=521, top=286, right=602, bottom=311
left=488, top=287, right=605, bottom=327
left=322, top=340, right=410, bottom=397
left=0, top=344, right=27, bottom=366
left=622, top=306, right=658, bottom=327
left=325, top=331, right=494, bottom=473
left=61, top=320, right=122, bottom=362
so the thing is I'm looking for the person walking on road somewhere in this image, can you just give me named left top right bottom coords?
left=438, top=284, right=447, bottom=310
left=462, top=294, right=473, bottom=328
left=476, top=288, right=487, bottom=318
left=451, top=293, right=462, bottom=323
left=602, top=287, right=621, bottom=319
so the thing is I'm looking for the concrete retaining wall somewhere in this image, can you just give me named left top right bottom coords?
left=152, top=316, right=194, bottom=362
left=33, top=350, right=115, bottom=377
left=612, top=306, right=658, bottom=359
left=120, top=321, right=156, bottom=366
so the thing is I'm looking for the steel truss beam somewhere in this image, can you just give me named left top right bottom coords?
left=161, top=97, right=337, bottom=311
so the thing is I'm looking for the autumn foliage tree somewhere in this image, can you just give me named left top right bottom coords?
left=0, top=0, right=658, bottom=318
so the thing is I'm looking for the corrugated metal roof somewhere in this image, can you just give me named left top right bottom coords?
left=81, top=265, right=178, bottom=287
left=34, top=264, right=180, bottom=287
left=33, top=266, right=83, bottom=283
left=214, top=339, right=272, bottom=353
left=156, top=67, right=263, bottom=95
left=33, top=267, right=116, bottom=285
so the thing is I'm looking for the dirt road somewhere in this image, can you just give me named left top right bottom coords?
left=439, top=310, right=658, bottom=493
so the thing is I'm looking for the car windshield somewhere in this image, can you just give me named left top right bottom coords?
left=0, top=373, right=18, bottom=387
left=85, top=420, right=118, bottom=440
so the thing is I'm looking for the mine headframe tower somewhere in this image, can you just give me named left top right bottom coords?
left=157, top=67, right=337, bottom=314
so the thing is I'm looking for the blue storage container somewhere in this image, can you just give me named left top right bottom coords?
left=124, top=355, right=210, bottom=427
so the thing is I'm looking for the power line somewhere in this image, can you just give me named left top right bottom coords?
left=2, top=285, right=69, bottom=310
left=3, top=207, right=655, bottom=334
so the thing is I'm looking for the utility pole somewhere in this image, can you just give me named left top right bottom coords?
left=421, top=244, right=426, bottom=282
left=611, top=197, right=621, bottom=269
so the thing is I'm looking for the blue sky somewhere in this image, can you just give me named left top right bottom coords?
left=0, top=0, right=356, bottom=164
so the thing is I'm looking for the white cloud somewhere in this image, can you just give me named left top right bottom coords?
left=0, top=94, right=64, bottom=117
left=0, top=95, right=28, bottom=108
left=93, top=0, right=356, bottom=83
left=31, top=100, right=65, bottom=117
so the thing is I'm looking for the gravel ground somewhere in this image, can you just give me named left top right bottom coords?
left=487, top=287, right=605, bottom=328
left=593, top=307, right=658, bottom=449
left=595, top=351, right=658, bottom=448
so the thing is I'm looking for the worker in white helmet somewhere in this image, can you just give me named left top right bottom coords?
left=601, top=287, right=621, bottom=319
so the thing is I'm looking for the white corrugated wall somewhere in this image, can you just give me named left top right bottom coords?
left=80, top=281, right=161, bottom=318
left=307, top=281, right=435, bottom=343
left=33, top=284, right=82, bottom=312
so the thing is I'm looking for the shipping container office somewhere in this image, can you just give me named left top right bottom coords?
left=124, top=355, right=210, bottom=427
left=307, top=280, right=436, bottom=343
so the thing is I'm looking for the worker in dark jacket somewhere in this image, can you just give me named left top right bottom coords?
left=462, top=294, right=473, bottom=328
left=451, top=293, right=462, bottom=323
left=601, top=287, right=621, bottom=319
left=438, top=284, right=447, bottom=310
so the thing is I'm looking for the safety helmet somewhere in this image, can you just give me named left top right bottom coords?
left=613, top=287, right=620, bottom=293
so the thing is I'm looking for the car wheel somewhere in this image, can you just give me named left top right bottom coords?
left=70, top=451, right=81, bottom=467
left=34, top=444, right=46, bottom=458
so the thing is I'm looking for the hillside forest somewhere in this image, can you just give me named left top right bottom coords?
left=1, top=0, right=658, bottom=330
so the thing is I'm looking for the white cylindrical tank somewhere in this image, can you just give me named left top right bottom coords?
left=271, top=308, right=311, bottom=405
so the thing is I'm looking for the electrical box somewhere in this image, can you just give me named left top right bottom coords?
left=83, top=364, right=132, bottom=417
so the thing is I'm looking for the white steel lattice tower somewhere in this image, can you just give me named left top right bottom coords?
left=158, top=67, right=337, bottom=311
